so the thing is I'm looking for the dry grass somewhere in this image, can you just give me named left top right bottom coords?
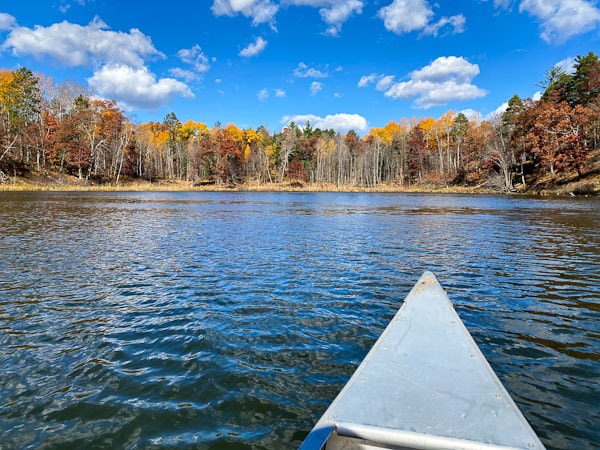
left=0, top=178, right=498, bottom=194
left=2, top=164, right=598, bottom=195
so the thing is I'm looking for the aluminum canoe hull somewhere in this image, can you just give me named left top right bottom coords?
left=300, top=271, right=546, bottom=450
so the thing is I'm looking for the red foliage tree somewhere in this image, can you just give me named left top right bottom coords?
left=407, top=126, right=427, bottom=183
left=522, top=101, right=591, bottom=177
left=286, top=156, right=307, bottom=182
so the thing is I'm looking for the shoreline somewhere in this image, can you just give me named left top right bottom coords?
left=1, top=178, right=598, bottom=197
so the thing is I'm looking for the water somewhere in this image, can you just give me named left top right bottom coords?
left=0, top=191, right=598, bottom=449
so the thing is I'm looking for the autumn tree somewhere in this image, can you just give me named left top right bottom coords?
left=484, top=117, right=515, bottom=192
left=0, top=67, right=42, bottom=176
left=244, top=126, right=272, bottom=183
left=450, top=112, right=469, bottom=174
left=211, top=123, right=244, bottom=184
left=521, top=101, right=591, bottom=177
left=277, top=125, right=297, bottom=182
left=407, top=126, right=427, bottom=183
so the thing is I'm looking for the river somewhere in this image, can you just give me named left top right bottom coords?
left=0, top=191, right=598, bottom=449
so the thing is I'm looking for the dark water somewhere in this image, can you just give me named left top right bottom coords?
left=0, top=191, right=598, bottom=449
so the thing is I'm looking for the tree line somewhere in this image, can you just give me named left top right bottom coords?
left=1, top=52, right=598, bottom=191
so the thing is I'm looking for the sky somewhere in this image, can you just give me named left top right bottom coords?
left=1, top=0, right=599, bottom=135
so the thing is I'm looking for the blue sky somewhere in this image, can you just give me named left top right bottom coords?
left=1, top=1, right=599, bottom=134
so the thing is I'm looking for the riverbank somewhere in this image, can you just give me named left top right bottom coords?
left=0, top=174, right=499, bottom=194
left=1, top=167, right=599, bottom=196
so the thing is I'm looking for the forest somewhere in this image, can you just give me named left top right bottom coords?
left=1, top=52, right=599, bottom=193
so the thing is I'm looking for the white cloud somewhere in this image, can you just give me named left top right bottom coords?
left=378, top=0, right=432, bottom=33
left=211, top=0, right=279, bottom=25
left=1, top=16, right=163, bottom=68
left=212, top=0, right=362, bottom=35
left=258, top=87, right=286, bottom=100
left=1, top=16, right=196, bottom=111
left=378, top=0, right=465, bottom=36
left=410, top=56, right=480, bottom=83
left=0, top=13, right=16, bottom=31
left=483, top=103, right=508, bottom=121
left=294, top=62, right=328, bottom=78
left=169, top=67, right=198, bottom=82
left=314, top=0, right=363, bottom=35
left=358, top=73, right=377, bottom=87
left=424, top=14, right=466, bottom=36
left=376, top=75, right=395, bottom=91
left=239, top=36, right=267, bottom=57
left=310, top=81, right=323, bottom=95
left=88, top=65, right=194, bottom=111
left=519, top=0, right=600, bottom=43
left=555, top=56, right=576, bottom=74
left=460, top=109, right=481, bottom=121
left=494, top=0, right=600, bottom=43
left=177, top=45, right=210, bottom=73
left=384, top=56, right=486, bottom=108
left=281, top=112, right=367, bottom=133
left=358, top=73, right=395, bottom=91
left=257, top=87, right=269, bottom=101
left=386, top=80, right=486, bottom=108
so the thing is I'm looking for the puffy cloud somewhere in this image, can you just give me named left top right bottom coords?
left=169, top=68, right=198, bottom=82
left=384, top=56, right=486, bottom=108
left=1, top=16, right=163, bottom=68
left=378, top=0, right=465, bottom=36
left=212, top=0, right=362, bottom=34
left=281, top=112, right=367, bottom=133
left=358, top=73, right=377, bottom=87
left=310, top=81, right=323, bottom=95
left=239, top=36, right=267, bottom=57
left=177, top=45, right=210, bottom=73
left=358, top=73, right=395, bottom=91
left=170, top=45, right=211, bottom=81
left=0, top=13, right=16, bottom=31
left=293, top=62, right=328, bottom=78
left=257, top=87, right=286, bottom=100
left=88, top=65, right=194, bottom=111
left=518, top=0, right=600, bottom=43
left=375, top=75, right=395, bottom=91
left=483, top=103, right=508, bottom=121
left=410, top=56, right=480, bottom=83
left=257, top=87, right=270, bottom=101
left=290, top=0, right=363, bottom=35
left=378, top=0, right=432, bottom=33
left=1, top=16, right=196, bottom=112
left=211, top=0, right=279, bottom=25
left=386, top=79, right=486, bottom=108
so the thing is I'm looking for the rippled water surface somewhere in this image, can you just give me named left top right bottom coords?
left=1, top=191, right=598, bottom=449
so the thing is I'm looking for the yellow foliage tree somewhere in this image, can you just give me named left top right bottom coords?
left=180, top=120, right=209, bottom=144
left=369, top=120, right=407, bottom=145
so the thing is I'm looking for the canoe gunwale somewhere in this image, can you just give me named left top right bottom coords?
left=326, top=422, right=537, bottom=450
